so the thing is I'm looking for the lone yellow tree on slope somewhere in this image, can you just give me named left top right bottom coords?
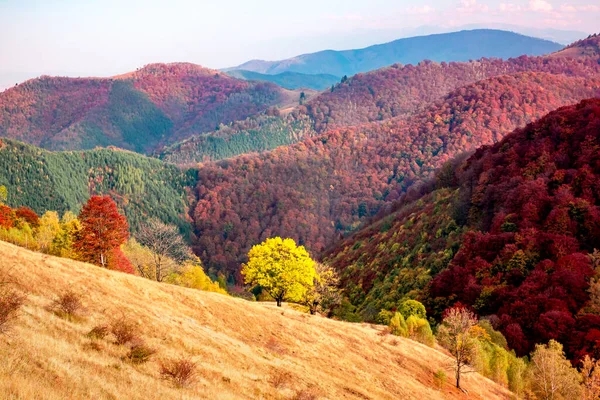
left=242, top=237, right=316, bottom=307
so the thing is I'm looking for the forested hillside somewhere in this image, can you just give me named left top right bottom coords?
left=0, top=63, right=285, bottom=153
left=190, top=72, right=600, bottom=277
left=159, top=111, right=315, bottom=165
left=0, top=139, right=194, bottom=233
left=325, top=98, right=600, bottom=363
left=164, top=37, right=600, bottom=165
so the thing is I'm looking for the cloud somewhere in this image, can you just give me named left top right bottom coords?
left=457, top=0, right=489, bottom=13
left=499, top=3, right=523, bottom=12
left=560, top=4, right=600, bottom=12
left=529, top=0, right=553, bottom=12
left=405, top=5, right=435, bottom=15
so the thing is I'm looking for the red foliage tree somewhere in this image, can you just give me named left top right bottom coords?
left=14, top=206, right=40, bottom=228
left=106, top=248, right=135, bottom=275
left=0, top=205, right=15, bottom=229
left=73, top=196, right=129, bottom=268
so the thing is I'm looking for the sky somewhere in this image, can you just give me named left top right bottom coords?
left=0, top=0, right=598, bottom=90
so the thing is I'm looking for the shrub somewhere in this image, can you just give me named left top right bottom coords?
left=126, top=341, right=156, bottom=364
left=377, top=309, right=394, bottom=325
left=389, top=312, right=408, bottom=337
left=160, top=357, right=197, bottom=388
left=0, top=287, right=25, bottom=333
left=415, top=319, right=435, bottom=347
left=110, top=317, right=138, bottom=345
left=433, top=369, right=447, bottom=390
left=86, top=325, right=109, bottom=340
left=51, top=291, right=83, bottom=319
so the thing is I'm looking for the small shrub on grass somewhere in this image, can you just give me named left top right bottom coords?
left=86, top=324, right=109, bottom=340
left=51, top=291, right=83, bottom=320
left=126, top=340, right=156, bottom=364
left=389, top=312, right=408, bottom=337
left=110, top=316, right=138, bottom=345
left=160, top=357, right=197, bottom=388
left=433, top=369, right=447, bottom=390
left=0, top=287, right=25, bottom=333
left=82, top=341, right=104, bottom=352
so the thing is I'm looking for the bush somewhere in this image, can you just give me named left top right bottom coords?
left=389, top=312, right=408, bottom=337
left=377, top=309, right=394, bottom=325
left=0, top=287, right=25, bottom=333
left=160, top=357, right=197, bottom=388
left=126, top=340, right=156, bottom=364
left=86, top=325, right=109, bottom=340
left=51, top=291, right=83, bottom=319
left=110, top=317, right=138, bottom=345
left=433, top=369, right=447, bottom=390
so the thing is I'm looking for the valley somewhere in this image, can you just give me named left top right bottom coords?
left=1, top=20, right=600, bottom=399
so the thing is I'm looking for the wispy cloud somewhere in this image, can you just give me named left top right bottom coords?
left=457, top=0, right=489, bottom=14
left=528, top=0, right=553, bottom=13
left=405, top=5, right=435, bottom=15
left=560, top=4, right=600, bottom=12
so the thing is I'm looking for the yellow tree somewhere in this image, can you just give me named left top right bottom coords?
left=529, top=340, right=581, bottom=399
left=0, top=186, right=6, bottom=205
left=242, top=237, right=316, bottom=307
left=36, top=211, right=61, bottom=253
left=51, top=211, right=81, bottom=258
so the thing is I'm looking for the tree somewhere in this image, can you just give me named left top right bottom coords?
left=73, top=196, right=129, bottom=268
left=399, top=299, right=427, bottom=319
left=299, top=92, right=306, bottom=105
left=437, top=307, right=478, bottom=390
left=51, top=211, right=80, bottom=258
left=135, top=219, right=191, bottom=282
left=581, top=355, right=600, bottom=400
left=36, top=211, right=61, bottom=253
left=529, top=340, right=581, bottom=400
left=0, top=185, right=7, bottom=205
left=302, top=263, right=341, bottom=315
left=241, top=237, right=316, bottom=307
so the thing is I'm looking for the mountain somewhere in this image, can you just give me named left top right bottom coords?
left=0, top=138, right=194, bottom=234
left=163, top=39, right=600, bottom=165
left=227, top=70, right=340, bottom=90
left=229, top=30, right=563, bottom=77
left=0, top=240, right=511, bottom=399
left=324, top=98, right=600, bottom=362
left=0, top=63, right=288, bottom=153
left=189, top=71, right=600, bottom=277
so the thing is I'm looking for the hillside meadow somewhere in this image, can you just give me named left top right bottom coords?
left=0, top=240, right=510, bottom=399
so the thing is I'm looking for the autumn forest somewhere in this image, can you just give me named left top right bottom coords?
left=2, top=26, right=600, bottom=399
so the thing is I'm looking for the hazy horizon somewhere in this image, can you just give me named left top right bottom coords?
left=1, top=0, right=598, bottom=90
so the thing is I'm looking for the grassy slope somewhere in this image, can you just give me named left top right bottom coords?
left=0, top=240, right=510, bottom=399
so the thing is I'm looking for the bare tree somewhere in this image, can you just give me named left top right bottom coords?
left=437, top=307, right=478, bottom=390
left=302, top=263, right=341, bottom=315
left=135, top=219, right=191, bottom=282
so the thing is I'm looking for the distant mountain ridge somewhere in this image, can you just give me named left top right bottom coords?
left=226, top=70, right=340, bottom=90
left=229, top=29, right=564, bottom=77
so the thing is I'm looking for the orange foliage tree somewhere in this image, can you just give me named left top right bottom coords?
left=74, top=196, right=129, bottom=269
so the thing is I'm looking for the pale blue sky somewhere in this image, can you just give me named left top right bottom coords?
left=0, top=0, right=598, bottom=89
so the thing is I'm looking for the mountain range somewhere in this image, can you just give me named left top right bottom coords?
left=228, top=29, right=563, bottom=77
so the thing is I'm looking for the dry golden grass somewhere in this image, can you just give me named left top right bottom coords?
left=0, top=240, right=511, bottom=399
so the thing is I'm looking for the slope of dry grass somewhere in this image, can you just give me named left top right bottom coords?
left=0, top=240, right=511, bottom=399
